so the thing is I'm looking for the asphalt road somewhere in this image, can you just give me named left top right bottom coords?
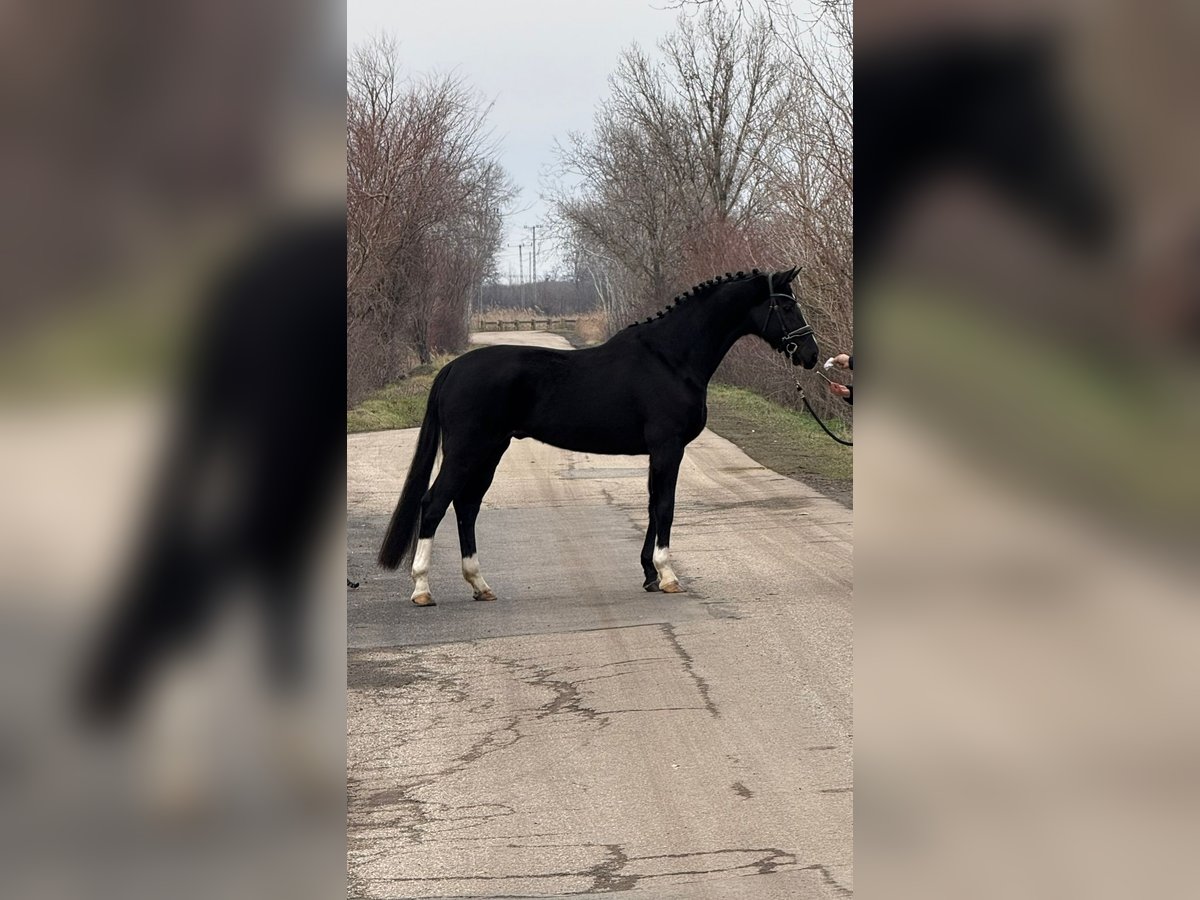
left=347, top=331, right=854, bottom=899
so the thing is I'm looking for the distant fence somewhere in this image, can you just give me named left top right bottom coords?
left=476, top=318, right=577, bottom=332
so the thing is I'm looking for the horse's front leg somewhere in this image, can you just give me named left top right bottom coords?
left=646, top=442, right=685, bottom=593
left=641, top=468, right=659, bottom=590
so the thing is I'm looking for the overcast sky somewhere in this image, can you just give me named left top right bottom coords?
left=347, top=0, right=687, bottom=280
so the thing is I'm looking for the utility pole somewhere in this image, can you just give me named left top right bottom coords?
left=518, top=243, right=525, bottom=306
left=524, top=225, right=537, bottom=308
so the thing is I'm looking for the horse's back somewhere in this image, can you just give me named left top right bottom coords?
left=437, top=344, right=569, bottom=429
left=443, top=344, right=572, bottom=396
left=437, top=342, right=654, bottom=454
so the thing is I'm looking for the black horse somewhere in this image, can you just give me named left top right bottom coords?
left=378, top=268, right=818, bottom=605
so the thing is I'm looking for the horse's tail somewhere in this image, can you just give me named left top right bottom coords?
left=378, top=369, right=446, bottom=570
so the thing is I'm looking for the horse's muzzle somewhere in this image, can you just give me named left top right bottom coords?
left=781, top=325, right=817, bottom=368
left=785, top=340, right=818, bottom=368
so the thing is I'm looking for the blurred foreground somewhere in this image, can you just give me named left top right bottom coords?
left=0, top=2, right=346, bottom=898
left=857, top=2, right=1200, bottom=898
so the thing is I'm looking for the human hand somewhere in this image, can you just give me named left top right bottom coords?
left=829, top=383, right=851, bottom=398
left=832, top=353, right=851, bottom=369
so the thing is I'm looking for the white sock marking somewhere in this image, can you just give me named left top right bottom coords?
left=653, top=544, right=678, bottom=586
left=461, top=554, right=492, bottom=595
left=411, top=538, right=433, bottom=598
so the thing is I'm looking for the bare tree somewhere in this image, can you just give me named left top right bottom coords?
left=347, top=38, right=514, bottom=402
left=552, top=8, right=796, bottom=317
left=756, top=0, right=853, bottom=419
left=550, top=2, right=853, bottom=421
left=554, top=115, right=693, bottom=313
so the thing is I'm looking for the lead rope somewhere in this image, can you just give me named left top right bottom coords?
left=795, top=371, right=854, bottom=447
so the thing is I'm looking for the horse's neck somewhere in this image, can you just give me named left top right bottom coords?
left=647, top=292, right=749, bottom=383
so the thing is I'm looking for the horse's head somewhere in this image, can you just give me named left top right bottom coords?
left=749, top=267, right=819, bottom=368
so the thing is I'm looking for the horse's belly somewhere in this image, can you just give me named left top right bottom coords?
left=527, top=420, right=647, bottom=456
left=519, top=400, right=646, bottom=454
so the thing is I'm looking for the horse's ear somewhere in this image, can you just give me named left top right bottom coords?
left=781, top=266, right=801, bottom=285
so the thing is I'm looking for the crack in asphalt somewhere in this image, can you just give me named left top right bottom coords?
left=351, top=639, right=687, bottom=849
left=584, top=843, right=639, bottom=892
left=347, top=629, right=845, bottom=897
left=801, top=862, right=855, bottom=897
left=656, top=623, right=719, bottom=718
left=499, top=655, right=611, bottom=729
left=355, top=845, right=807, bottom=897
left=349, top=653, right=525, bottom=845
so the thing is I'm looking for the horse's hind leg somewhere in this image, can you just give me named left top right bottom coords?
left=454, top=442, right=508, bottom=601
left=409, top=457, right=472, bottom=607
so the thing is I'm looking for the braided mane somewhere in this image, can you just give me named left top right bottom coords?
left=626, top=269, right=762, bottom=328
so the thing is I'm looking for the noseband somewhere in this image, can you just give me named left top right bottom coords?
left=762, top=273, right=814, bottom=358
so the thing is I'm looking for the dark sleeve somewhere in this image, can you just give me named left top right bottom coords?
left=848, top=355, right=853, bottom=371
left=843, top=386, right=852, bottom=406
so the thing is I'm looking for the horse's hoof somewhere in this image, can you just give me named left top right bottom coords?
left=411, top=592, right=436, bottom=607
left=643, top=579, right=661, bottom=592
left=473, top=588, right=497, bottom=602
left=659, top=580, right=685, bottom=594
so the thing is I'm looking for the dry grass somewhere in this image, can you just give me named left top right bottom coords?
left=574, top=311, right=608, bottom=345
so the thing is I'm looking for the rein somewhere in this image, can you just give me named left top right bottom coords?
left=794, top=374, right=854, bottom=447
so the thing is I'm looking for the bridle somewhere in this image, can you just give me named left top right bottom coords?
left=761, top=273, right=854, bottom=447
left=762, top=272, right=814, bottom=359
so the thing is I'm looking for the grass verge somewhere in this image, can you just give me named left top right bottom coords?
left=705, top=383, right=853, bottom=506
left=346, top=357, right=450, bottom=433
